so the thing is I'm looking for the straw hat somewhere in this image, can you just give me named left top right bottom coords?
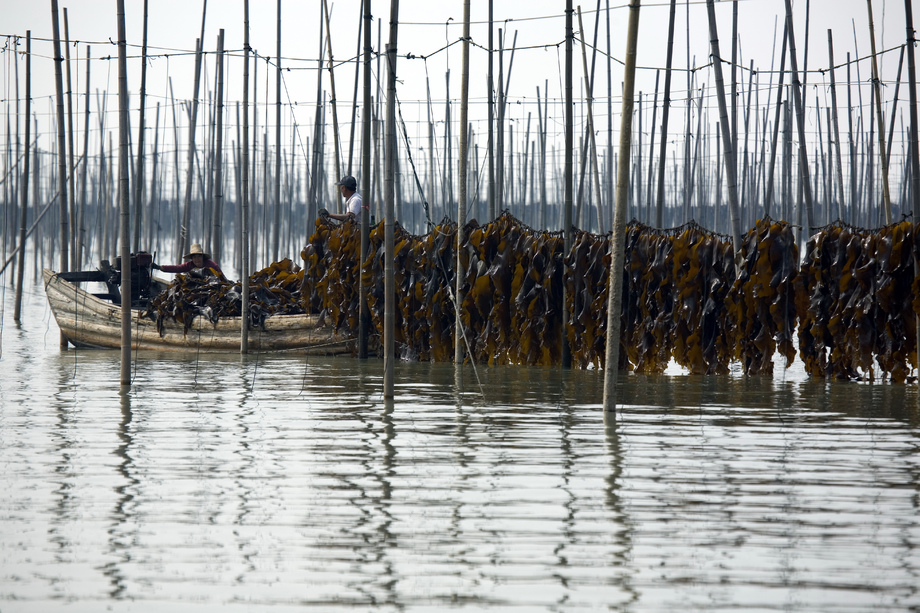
left=183, top=243, right=210, bottom=260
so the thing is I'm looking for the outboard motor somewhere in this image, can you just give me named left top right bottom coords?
left=111, top=251, right=155, bottom=307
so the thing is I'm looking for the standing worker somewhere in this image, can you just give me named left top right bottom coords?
left=326, top=175, right=364, bottom=221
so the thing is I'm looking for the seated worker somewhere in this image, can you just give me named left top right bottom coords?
left=326, top=175, right=364, bottom=221
left=153, top=243, right=222, bottom=275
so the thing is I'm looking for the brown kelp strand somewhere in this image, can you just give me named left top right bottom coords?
left=797, top=219, right=917, bottom=382
left=727, top=219, right=799, bottom=375
left=144, top=258, right=305, bottom=335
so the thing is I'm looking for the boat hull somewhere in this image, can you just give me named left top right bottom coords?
left=42, top=268, right=350, bottom=354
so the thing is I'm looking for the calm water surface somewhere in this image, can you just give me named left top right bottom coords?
left=1, top=282, right=919, bottom=612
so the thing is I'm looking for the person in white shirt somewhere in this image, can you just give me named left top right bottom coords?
left=327, top=175, right=363, bottom=221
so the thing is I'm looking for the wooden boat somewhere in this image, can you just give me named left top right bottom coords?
left=43, top=267, right=351, bottom=354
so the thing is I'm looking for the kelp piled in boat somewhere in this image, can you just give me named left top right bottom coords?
left=144, top=259, right=305, bottom=334
left=796, top=220, right=917, bottom=382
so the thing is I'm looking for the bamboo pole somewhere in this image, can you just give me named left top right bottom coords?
left=322, top=0, right=344, bottom=211
left=827, top=30, right=847, bottom=220
left=212, top=29, right=224, bottom=263
left=347, top=0, right=364, bottom=176
left=562, top=0, right=573, bottom=369
left=655, top=0, right=677, bottom=228
left=577, top=6, right=605, bottom=233
left=606, top=0, right=613, bottom=230
left=359, top=0, right=372, bottom=359
left=148, top=101, right=159, bottom=251
left=645, top=70, right=660, bottom=219
left=133, top=0, right=148, bottom=251
left=271, top=3, right=281, bottom=262
left=308, top=8, right=324, bottom=220
left=51, top=2, right=69, bottom=274
left=383, top=0, right=400, bottom=397
left=866, top=0, right=892, bottom=222
left=456, top=0, right=470, bottom=364
left=727, top=1, right=737, bottom=174
left=241, top=0, right=250, bottom=353
left=13, top=32, right=30, bottom=323
left=116, top=0, right=132, bottom=385
left=706, top=0, right=743, bottom=258
left=885, top=46, right=905, bottom=168
left=845, top=53, right=855, bottom=219
left=904, top=0, right=920, bottom=218
left=537, top=83, right=547, bottom=229
left=487, top=0, right=495, bottom=219
left=51, top=0, right=70, bottom=349
left=603, top=0, right=641, bottom=413
left=764, top=25, right=788, bottom=218
left=63, top=9, right=77, bottom=269
left=179, top=37, right=204, bottom=259
left=783, top=0, right=815, bottom=233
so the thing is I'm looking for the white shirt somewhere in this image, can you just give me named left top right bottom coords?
left=345, top=192, right=363, bottom=216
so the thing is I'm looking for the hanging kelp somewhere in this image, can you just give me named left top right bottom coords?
left=797, top=220, right=917, bottom=382
left=726, top=218, right=798, bottom=375
left=300, top=210, right=920, bottom=382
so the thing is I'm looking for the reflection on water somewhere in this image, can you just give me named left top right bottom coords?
left=1, top=286, right=919, bottom=611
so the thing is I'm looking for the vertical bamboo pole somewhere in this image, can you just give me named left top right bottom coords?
left=347, top=0, right=364, bottom=176
left=846, top=53, right=857, bottom=219
left=51, top=0, right=70, bottom=349
left=212, top=29, right=224, bottom=263
left=606, top=0, right=613, bottom=231
left=487, top=0, right=495, bottom=220
left=273, top=2, right=281, bottom=262
left=783, top=0, right=815, bottom=232
left=179, top=36, right=204, bottom=259
left=133, top=0, right=148, bottom=250
left=308, top=9, right=324, bottom=220
left=383, top=0, right=400, bottom=397
left=51, top=1, right=69, bottom=275
left=903, top=0, right=920, bottom=218
left=241, top=0, right=250, bottom=353
left=77, top=46, right=89, bottom=268
left=322, top=0, right=344, bottom=211
left=645, top=71, right=660, bottom=218
left=603, top=0, right=640, bottom=413
left=537, top=83, right=547, bottom=230
left=706, top=0, right=743, bottom=257
left=116, top=0, right=132, bottom=385
left=764, top=25, right=788, bottom=218
left=456, top=0, right=470, bottom=364
left=885, top=46, right=905, bottom=168
left=496, top=30, right=505, bottom=213
left=359, top=0, right=372, bottom=359
left=655, top=0, right=677, bottom=228
left=14, top=32, right=31, bottom=323
left=730, top=0, right=738, bottom=181
left=149, top=101, right=160, bottom=251
left=577, top=6, right=604, bottom=232
left=827, top=30, right=847, bottom=220
left=866, top=0, right=892, bottom=222
left=562, top=0, right=573, bottom=369
left=63, top=9, right=77, bottom=268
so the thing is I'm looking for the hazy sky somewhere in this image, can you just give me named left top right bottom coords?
left=1, top=0, right=914, bottom=184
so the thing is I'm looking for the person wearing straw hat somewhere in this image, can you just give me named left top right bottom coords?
left=153, top=243, right=222, bottom=275
left=326, top=175, right=365, bottom=222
